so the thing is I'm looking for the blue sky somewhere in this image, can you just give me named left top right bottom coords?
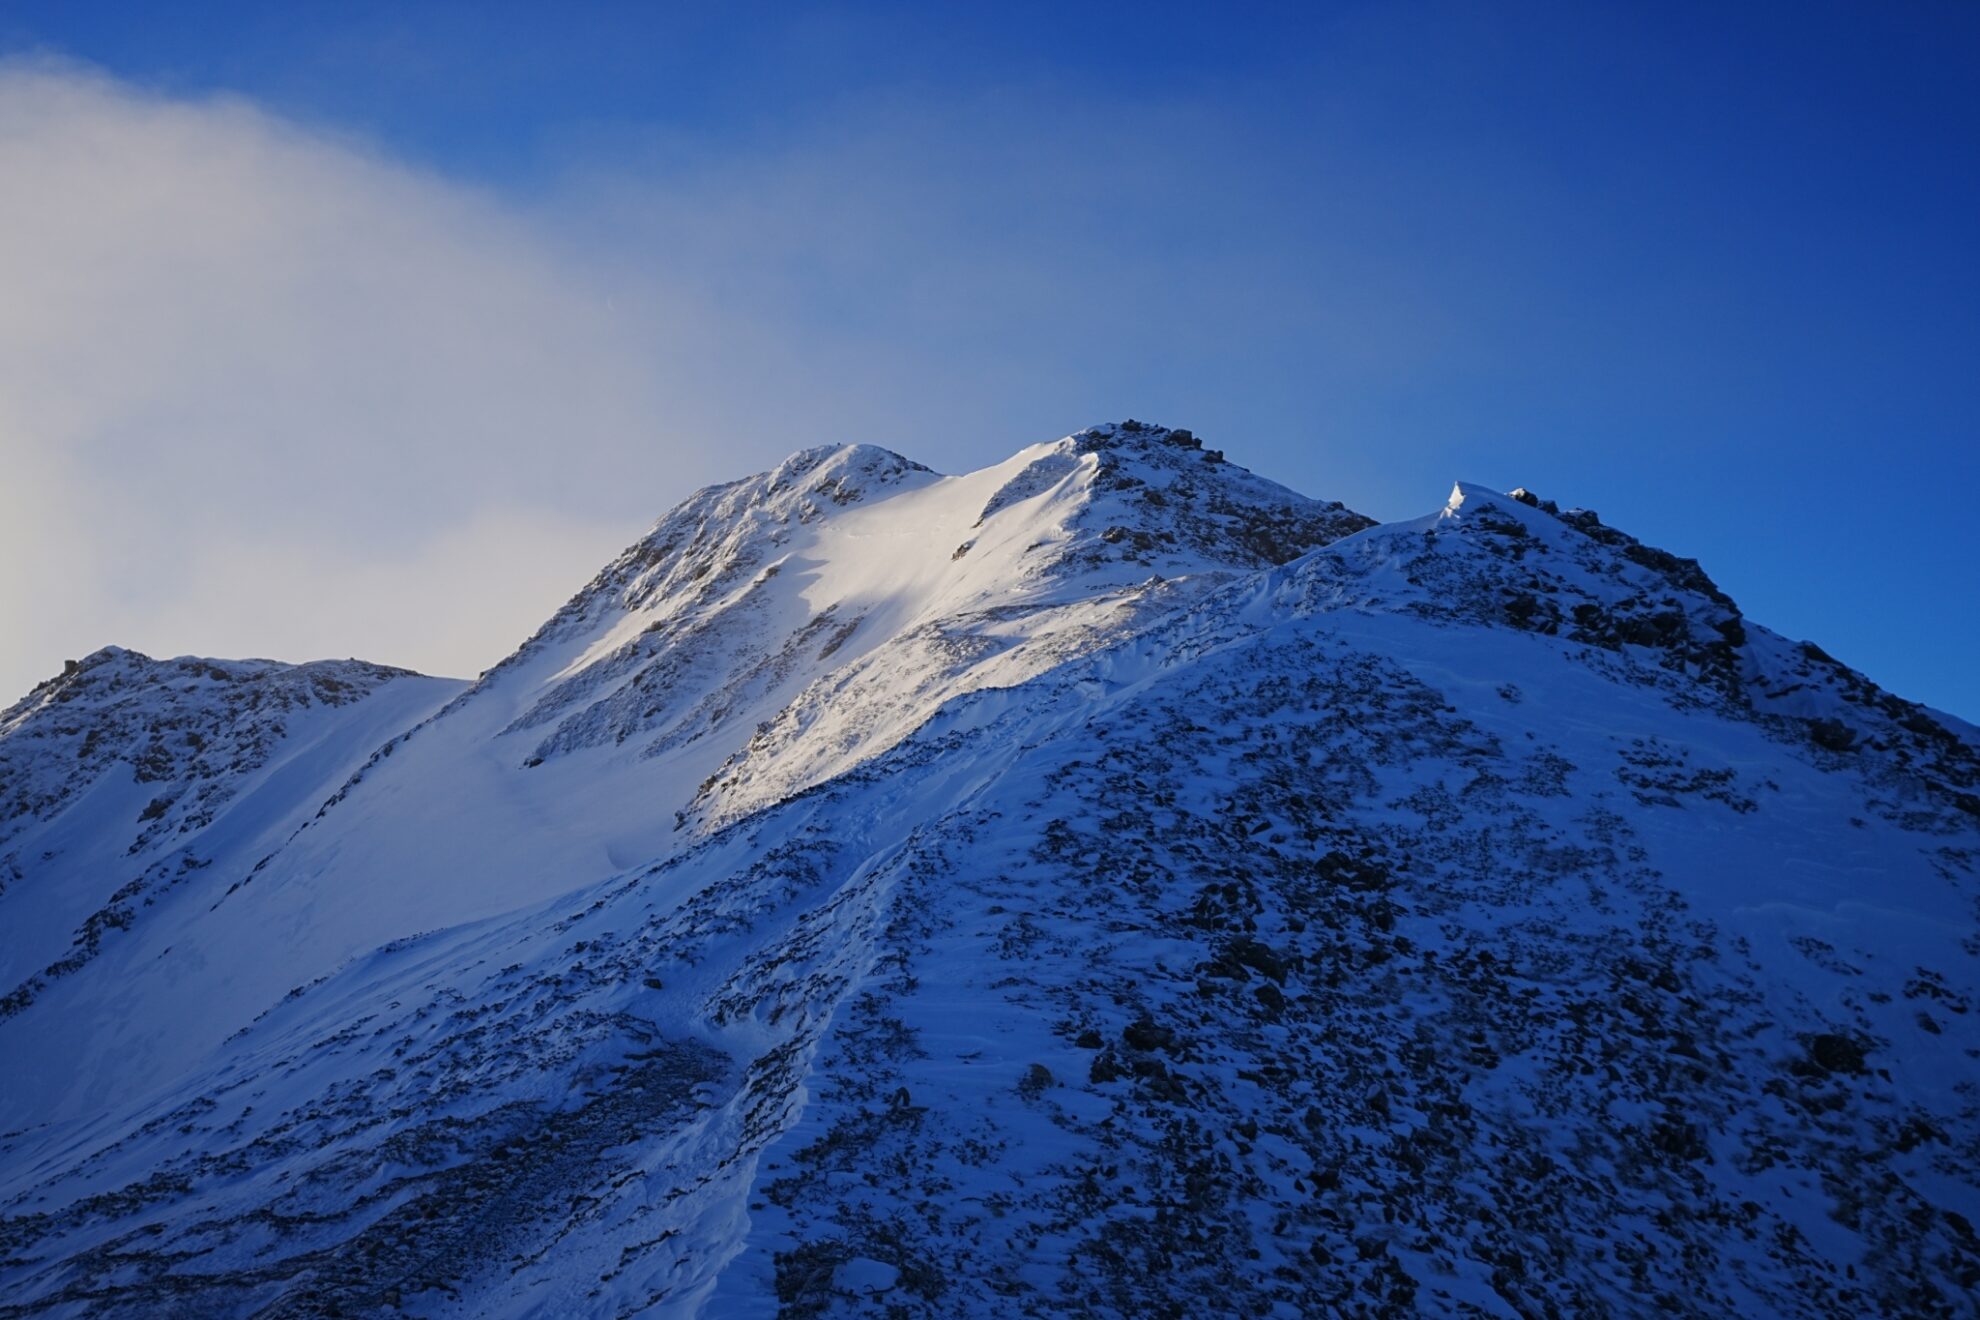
left=2, top=2, right=1975, bottom=718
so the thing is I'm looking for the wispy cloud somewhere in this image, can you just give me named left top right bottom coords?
left=2, top=23, right=1974, bottom=717
left=0, top=60, right=715, bottom=692
left=2, top=58, right=1417, bottom=696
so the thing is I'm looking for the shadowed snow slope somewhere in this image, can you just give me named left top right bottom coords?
left=0, top=425, right=1975, bottom=1318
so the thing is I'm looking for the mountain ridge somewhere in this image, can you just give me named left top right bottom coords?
left=1, top=423, right=1975, bottom=1317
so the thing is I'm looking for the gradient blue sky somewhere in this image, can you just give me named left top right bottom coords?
left=2, top=1, right=1975, bottom=717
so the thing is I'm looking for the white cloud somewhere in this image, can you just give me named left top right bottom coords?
left=124, top=507, right=626, bottom=679
left=0, top=60, right=710, bottom=694
left=11, top=53, right=1965, bottom=720
left=0, top=57, right=1573, bottom=698
left=0, top=62, right=1297, bottom=698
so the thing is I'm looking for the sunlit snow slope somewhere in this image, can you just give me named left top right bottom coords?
left=0, top=424, right=1369, bottom=1136
left=0, top=425, right=1974, bottom=1319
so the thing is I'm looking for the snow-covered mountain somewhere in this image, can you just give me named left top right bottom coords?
left=1, top=423, right=1974, bottom=1318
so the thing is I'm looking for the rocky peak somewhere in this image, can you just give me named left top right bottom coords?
left=1033, top=419, right=1374, bottom=575
left=475, top=444, right=937, bottom=684
left=616, top=443, right=934, bottom=602
left=1286, top=480, right=1977, bottom=820
left=754, top=442, right=934, bottom=513
left=1071, top=417, right=1219, bottom=460
left=0, top=649, right=423, bottom=851
left=1283, top=481, right=1753, bottom=700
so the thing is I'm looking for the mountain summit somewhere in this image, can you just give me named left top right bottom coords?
left=1, top=425, right=1975, bottom=1318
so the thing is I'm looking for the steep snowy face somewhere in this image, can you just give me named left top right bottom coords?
left=0, top=648, right=459, bottom=1045
left=651, top=421, right=1373, bottom=832
left=0, top=425, right=1374, bottom=1149
left=487, top=421, right=1370, bottom=816
left=274, top=421, right=1371, bottom=884
left=484, top=442, right=942, bottom=738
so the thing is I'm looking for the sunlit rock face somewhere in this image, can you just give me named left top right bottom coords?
left=1, top=424, right=1974, bottom=1318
